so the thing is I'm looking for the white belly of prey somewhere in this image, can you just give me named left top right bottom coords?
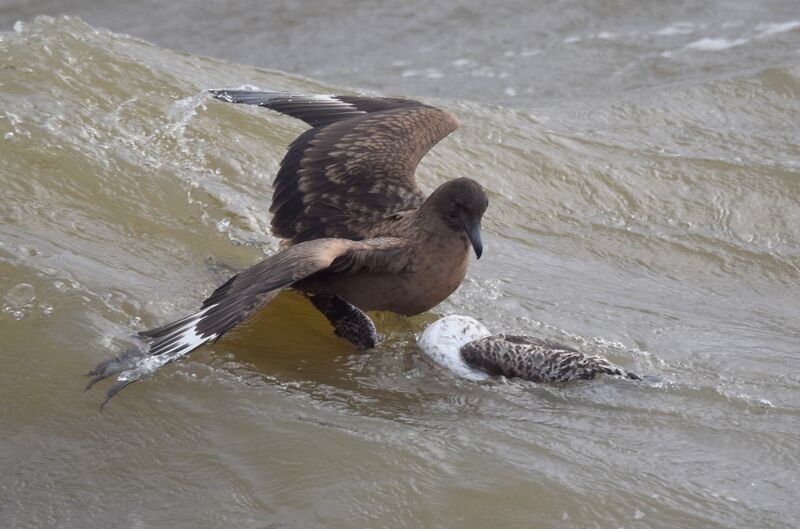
left=417, top=315, right=491, bottom=381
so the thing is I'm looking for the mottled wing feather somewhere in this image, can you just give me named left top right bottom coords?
left=209, top=90, right=459, bottom=244
left=460, top=334, right=639, bottom=382
left=271, top=106, right=458, bottom=243
left=208, top=90, right=425, bottom=127
left=88, top=237, right=412, bottom=404
left=499, top=334, right=580, bottom=352
left=142, top=237, right=411, bottom=342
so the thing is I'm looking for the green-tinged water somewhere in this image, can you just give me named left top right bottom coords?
left=1, top=13, right=799, bottom=529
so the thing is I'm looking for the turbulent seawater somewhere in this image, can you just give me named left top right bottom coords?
left=1, top=7, right=799, bottom=529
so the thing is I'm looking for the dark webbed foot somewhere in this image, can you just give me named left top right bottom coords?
left=308, top=294, right=384, bottom=350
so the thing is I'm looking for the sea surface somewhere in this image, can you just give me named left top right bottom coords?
left=1, top=2, right=799, bottom=528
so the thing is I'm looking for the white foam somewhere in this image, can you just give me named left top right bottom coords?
left=755, top=21, right=800, bottom=38
left=654, top=22, right=697, bottom=36
left=682, top=21, right=799, bottom=52
left=401, top=68, right=443, bottom=79
left=685, top=37, right=749, bottom=51
left=417, top=315, right=492, bottom=381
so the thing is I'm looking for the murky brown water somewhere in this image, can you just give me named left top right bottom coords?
left=1, top=6, right=799, bottom=529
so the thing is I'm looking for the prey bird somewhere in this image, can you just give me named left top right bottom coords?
left=417, top=316, right=641, bottom=382
left=88, top=90, right=489, bottom=405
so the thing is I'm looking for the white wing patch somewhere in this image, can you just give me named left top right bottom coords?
left=309, top=94, right=360, bottom=110
left=116, top=304, right=219, bottom=383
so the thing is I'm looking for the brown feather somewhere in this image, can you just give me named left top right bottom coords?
left=271, top=106, right=458, bottom=243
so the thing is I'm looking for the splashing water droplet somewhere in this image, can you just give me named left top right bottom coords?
left=5, top=283, right=35, bottom=307
left=3, top=283, right=36, bottom=321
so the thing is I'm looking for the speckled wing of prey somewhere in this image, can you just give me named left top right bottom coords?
left=460, top=335, right=641, bottom=382
left=208, top=90, right=459, bottom=244
left=87, top=237, right=412, bottom=406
